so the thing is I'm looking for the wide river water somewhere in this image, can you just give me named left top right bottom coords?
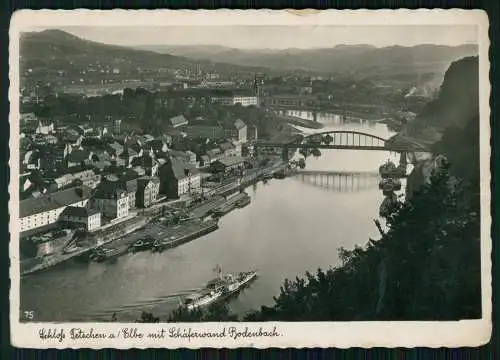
left=20, top=122, right=403, bottom=322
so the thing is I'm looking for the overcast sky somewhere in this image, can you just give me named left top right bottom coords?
left=41, top=25, right=477, bottom=49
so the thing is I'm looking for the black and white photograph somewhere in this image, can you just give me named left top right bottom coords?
left=9, top=10, right=491, bottom=348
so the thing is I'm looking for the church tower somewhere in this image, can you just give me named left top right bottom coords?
left=253, top=74, right=262, bottom=108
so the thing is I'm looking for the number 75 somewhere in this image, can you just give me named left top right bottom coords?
left=24, top=311, right=34, bottom=320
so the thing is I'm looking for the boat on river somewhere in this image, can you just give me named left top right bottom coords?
left=273, top=170, right=287, bottom=179
left=129, top=236, right=155, bottom=253
left=184, top=287, right=224, bottom=310
left=151, top=220, right=219, bottom=253
left=182, top=266, right=258, bottom=310
left=90, top=247, right=122, bottom=263
left=236, top=195, right=251, bottom=208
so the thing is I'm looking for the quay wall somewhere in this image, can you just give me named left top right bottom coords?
left=21, top=216, right=149, bottom=276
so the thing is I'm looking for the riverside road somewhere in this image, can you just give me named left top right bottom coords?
left=20, top=122, right=405, bottom=322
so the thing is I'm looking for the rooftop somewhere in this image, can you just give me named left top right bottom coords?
left=169, top=158, right=199, bottom=181
left=68, top=150, right=92, bottom=163
left=170, top=115, right=188, bottom=127
left=62, top=205, right=100, bottom=218
left=215, top=156, right=246, bottom=167
left=20, top=186, right=92, bottom=218
left=93, top=181, right=127, bottom=199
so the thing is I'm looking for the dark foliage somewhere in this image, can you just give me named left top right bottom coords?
left=168, top=302, right=238, bottom=322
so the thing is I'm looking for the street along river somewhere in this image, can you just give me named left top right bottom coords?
left=20, top=122, right=404, bottom=322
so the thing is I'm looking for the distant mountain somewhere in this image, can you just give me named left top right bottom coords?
left=137, top=43, right=478, bottom=75
left=19, top=29, right=270, bottom=76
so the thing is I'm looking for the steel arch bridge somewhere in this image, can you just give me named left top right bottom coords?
left=254, top=130, right=428, bottom=162
left=255, top=130, right=389, bottom=151
left=302, top=130, right=388, bottom=149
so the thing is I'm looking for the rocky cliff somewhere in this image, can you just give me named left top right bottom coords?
left=404, top=56, right=480, bottom=197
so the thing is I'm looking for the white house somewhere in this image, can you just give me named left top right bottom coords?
left=19, top=186, right=91, bottom=233
left=60, top=206, right=102, bottom=231
left=90, top=181, right=129, bottom=219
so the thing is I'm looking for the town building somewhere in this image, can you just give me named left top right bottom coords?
left=66, top=125, right=85, bottom=136
left=19, top=186, right=91, bottom=233
left=218, top=142, right=239, bottom=157
left=61, top=131, right=83, bottom=147
left=106, top=142, right=124, bottom=158
left=224, top=119, right=247, bottom=143
left=20, top=112, right=37, bottom=124
left=49, top=173, right=75, bottom=190
left=90, top=181, right=129, bottom=219
left=21, top=150, right=41, bottom=171
left=130, top=152, right=158, bottom=176
left=53, top=143, right=72, bottom=169
left=210, top=89, right=258, bottom=107
left=136, top=177, right=161, bottom=208
left=206, top=148, right=223, bottom=163
left=165, top=129, right=187, bottom=147
left=199, top=155, right=210, bottom=168
left=159, top=158, right=201, bottom=198
left=114, top=119, right=122, bottom=134
left=145, top=139, right=169, bottom=155
left=114, top=172, right=139, bottom=210
left=211, top=156, right=247, bottom=175
left=169, top=114, right=189, bottom=128
left=181, top=124, right=225, bottom=140
left=71, top=168, right=101, bottom=189
left=35, top=120, right=55, bottom=135
left=168, top=150, right=196, bottom=166
left=265, top=94, right=318, bottom=109
left=33, top=133, right=58, bottom=146
left=68, top=150, right=94, bottom=168
left=60, top=206, right=101, bottom=231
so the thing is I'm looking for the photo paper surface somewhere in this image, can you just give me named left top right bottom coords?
left=9, top=9, right=491, bottom=348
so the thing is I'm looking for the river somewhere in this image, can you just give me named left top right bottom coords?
left=20, top=122, right=404, bottom=322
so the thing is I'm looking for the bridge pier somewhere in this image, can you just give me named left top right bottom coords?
left=399, top=151, right=408, bottom=167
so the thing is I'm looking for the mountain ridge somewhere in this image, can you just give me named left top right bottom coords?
left=19, top=29, right=273, bottom=76
left=136, top=43, right=478, bottom=75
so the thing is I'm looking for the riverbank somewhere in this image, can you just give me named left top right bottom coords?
left=20, top=216, right=149, bottom=276
left=21, top=160, right=285, bottom=277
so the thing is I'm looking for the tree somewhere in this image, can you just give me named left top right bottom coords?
left=137, top=311, right=160, bottom=323
left=168, top=303, right=237, bottom=322
left=322, top=134, right=333, bottom=144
